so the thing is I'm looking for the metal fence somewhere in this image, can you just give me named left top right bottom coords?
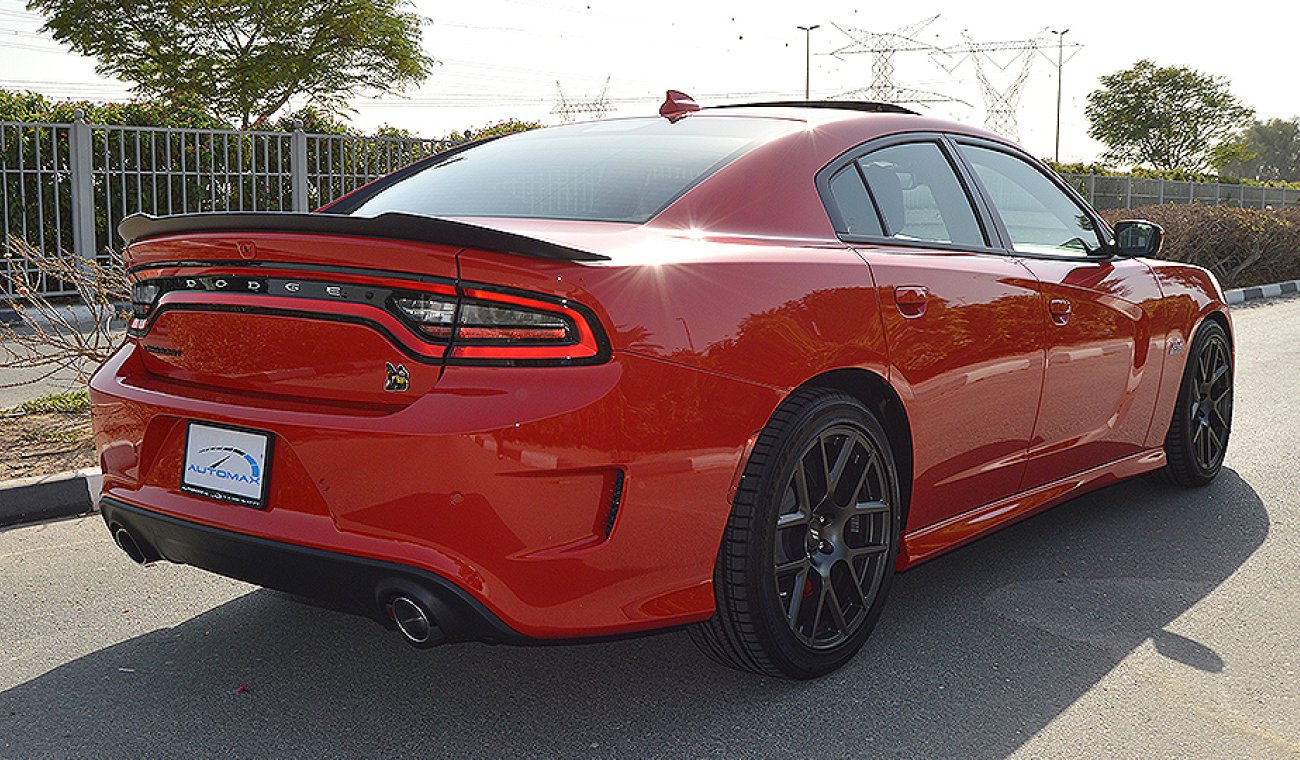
left=1, top=110, right=459, bottom=296
left=6, top=114, right=1300, bottom=296
left=1061, top=173, right=1300, bottom=211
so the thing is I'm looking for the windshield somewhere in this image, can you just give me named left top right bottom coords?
left=350, top=117, right=798, bottom=224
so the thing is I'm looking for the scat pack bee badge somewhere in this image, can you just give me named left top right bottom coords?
left=384, top=362, right=410, bottom=392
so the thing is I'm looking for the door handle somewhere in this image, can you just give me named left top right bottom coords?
left=895, top=285, right=929, bottom=318
left=1049, top=298, right=1072, bottom=325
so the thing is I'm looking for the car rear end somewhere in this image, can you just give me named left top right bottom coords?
left=90, top=114, right=801, bottom=644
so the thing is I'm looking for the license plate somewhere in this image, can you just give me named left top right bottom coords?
left=181, top=421, right=273, bottom=508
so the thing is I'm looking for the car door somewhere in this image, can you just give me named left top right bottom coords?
left=951, top=139, right=1166, bottom=489
left=821, top=137, right=1047, bottom=533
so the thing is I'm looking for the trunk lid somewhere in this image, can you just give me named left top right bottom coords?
left=125, top=229, right=461, bottom=406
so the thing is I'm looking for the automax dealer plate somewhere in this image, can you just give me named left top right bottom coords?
left=181, top=421, right=273, bottom=508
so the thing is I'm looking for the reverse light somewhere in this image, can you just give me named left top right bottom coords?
left=392, top=294, right=457, bottom=338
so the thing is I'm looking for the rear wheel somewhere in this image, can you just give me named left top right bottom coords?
left=1159, top=320, right=1233, bottom=486
left=690, top=388, right=902, bottom=678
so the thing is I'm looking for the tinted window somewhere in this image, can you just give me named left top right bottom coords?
left=959, top=144, right=1102, bottom=256
left=859, top=142, right=984, bottom=247
left=827, top=165, right=883, bottom=236
left=351, top=117, right=798, bottom=224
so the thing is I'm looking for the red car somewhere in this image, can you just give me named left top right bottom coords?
left=92, top=95, right=1233, bottom=679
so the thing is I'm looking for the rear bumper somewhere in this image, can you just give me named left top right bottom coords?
left=90, top=341, right=785, bottom=638
left=101, top=497, right=521, bottom=642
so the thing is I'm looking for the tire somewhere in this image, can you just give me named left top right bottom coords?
left=689, top=387, right=902, bottom=679
left=1158, top=319, right=1233, bottom=486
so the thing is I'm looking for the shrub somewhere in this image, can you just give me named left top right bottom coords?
left=1098, top=205, right=1300, bottom=289
left=0, top=238, right=129, bottom=386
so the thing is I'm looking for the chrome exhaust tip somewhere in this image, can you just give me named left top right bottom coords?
left=390, top=595, right=434, bottom=645
left=113, top=527, right=147, bottom=565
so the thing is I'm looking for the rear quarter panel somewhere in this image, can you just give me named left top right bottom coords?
left=457, top=240, right=891, bottom=392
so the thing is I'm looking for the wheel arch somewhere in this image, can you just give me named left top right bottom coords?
left=796, top=368, right=914, bottom=530
left=1199, top=308, right=1233, bottom=349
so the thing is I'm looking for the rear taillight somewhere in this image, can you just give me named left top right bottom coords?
left=131, top=281, right=160, bottom=319
left=394, top=286, right=605, bottom=365
left=130, top=272, right=608, bottom=366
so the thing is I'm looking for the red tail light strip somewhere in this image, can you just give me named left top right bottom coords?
left=128, top=268, right=611, bottom=366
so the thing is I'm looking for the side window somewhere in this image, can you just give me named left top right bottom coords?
left=827, top=165, right=883, bottom=236
left=958, top=144, right=1102, bottom=256
left=858, top=142, right=985, bottom=248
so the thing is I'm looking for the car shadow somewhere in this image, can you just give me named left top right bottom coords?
left=0, top=469, right=1268, bottom=758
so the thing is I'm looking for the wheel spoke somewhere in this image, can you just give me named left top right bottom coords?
left=844, top=449, right=877, bottom=508
left=809, top=579, right=828, bottom=635
left=786, top=566, right=809, bottom=624
left=825, top=433, right=857, bottom=493
left=1211, top=400, right=1231, bottom=428
left=775, top=557, right=808, bottom=576
left=822, top=580, right=849, bottom=635
left=777, top=511, right=809, bottom=529
left=793, top=459, right=812, bottom=512
left=1207, top=425, right=1222, bottom=460
left=854, top=499, right=890, bottom=515
left=1210, top=359, right=1229, bottom=386
left=848, top=543, right=888, bottom=560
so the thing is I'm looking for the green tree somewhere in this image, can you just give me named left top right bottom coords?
left=1218, top=118, right=1300, bottom=181
left=27, top=0, right=433, bottom=128
left=1085, top=60, right=1253, bottom=172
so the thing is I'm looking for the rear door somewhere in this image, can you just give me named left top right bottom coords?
left=951, top=139, right=1166, bottom=489
left=822, top=137, right=1047, bottom=532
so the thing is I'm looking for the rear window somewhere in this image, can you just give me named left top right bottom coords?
left=349, top=117, right=797, bottom=224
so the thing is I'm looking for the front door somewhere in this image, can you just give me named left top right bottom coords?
left=953, top=141, right=1165, bottom=489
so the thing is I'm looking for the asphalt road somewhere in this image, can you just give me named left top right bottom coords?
left=2, top=296, right=1298, bottom=759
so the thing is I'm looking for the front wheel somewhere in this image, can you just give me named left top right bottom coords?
left=1159, top=319, right=1233, bottom=486
left=690, top=388, right=902, bottom=679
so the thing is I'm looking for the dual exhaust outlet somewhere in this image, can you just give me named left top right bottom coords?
left=112, top=524, right=446, bottom=647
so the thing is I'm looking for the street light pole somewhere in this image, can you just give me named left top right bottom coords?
left=1051, top=28, right=1069, bottom=162
left=797, top=24, right=820, bottom=100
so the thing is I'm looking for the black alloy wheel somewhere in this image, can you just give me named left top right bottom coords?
left=1160, top=320, right=1233, bottom=486
left=772, top=424, right=893, bottom=650
left=690, top=387, right=902, bottom=679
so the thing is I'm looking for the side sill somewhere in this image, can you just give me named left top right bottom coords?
left=898, top=448, right=1167, bottom=569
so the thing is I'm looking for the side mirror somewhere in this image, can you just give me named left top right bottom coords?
left=1111, top=219, right=1164, bottom=257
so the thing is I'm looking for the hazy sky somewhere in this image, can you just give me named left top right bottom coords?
left=1, top=0, right=1295, bottom=163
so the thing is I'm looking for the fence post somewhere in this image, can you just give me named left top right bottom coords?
left=290, top=121, right=308, bottom=212
left=68, top=109, right=97, bottom=265
left=1125, top=177, right=1133, bottom=209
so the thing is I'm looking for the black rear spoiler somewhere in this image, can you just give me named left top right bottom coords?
left=117, top=212, right=609, bottom=262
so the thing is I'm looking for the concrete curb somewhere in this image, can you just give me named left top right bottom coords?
left=0, top=468, right=100, bottom=528
left=1225, top=279, right=1300, bottom=305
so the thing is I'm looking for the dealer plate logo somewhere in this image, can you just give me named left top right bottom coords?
left=182, top=422, right=272, bottom=507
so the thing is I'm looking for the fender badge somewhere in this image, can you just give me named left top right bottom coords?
left=384, top=362, right=410, bottom=392
left=1169, top=337, right=1185, bottom=356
